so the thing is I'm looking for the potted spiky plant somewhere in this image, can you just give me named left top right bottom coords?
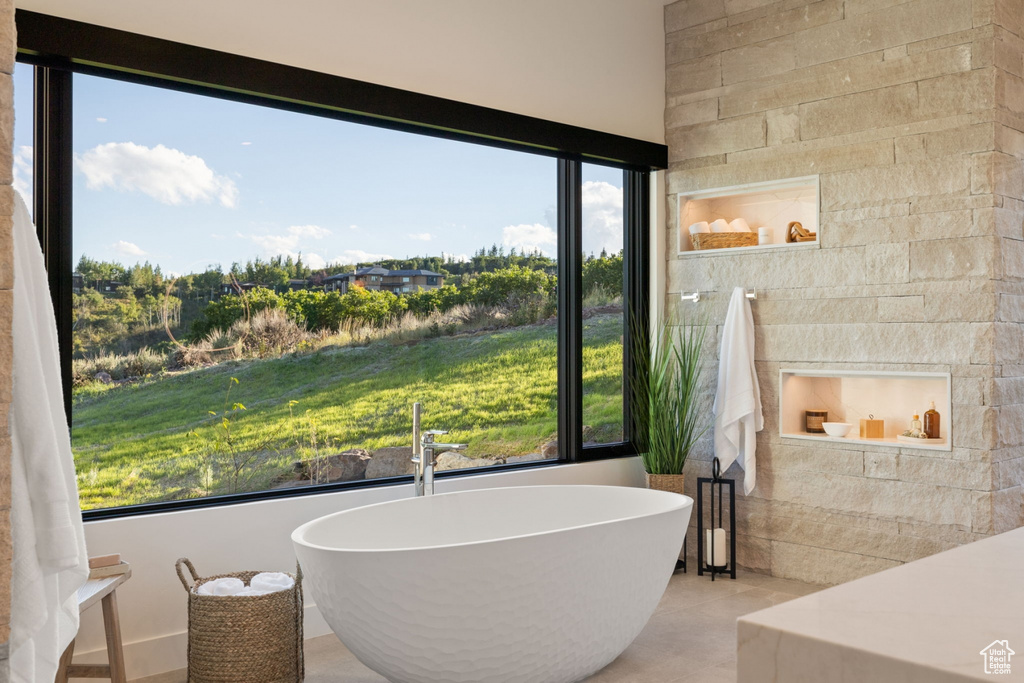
left=629, top=313, right=709, bottom=494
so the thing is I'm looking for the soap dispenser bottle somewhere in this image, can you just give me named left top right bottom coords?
left=909, top=413, right=923, bottom=437
left=924, top=402, right=940, bottom=439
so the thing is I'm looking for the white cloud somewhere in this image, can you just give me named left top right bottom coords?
left=241, top=141, right=252, bottom=146
left=502, top=223, right=557, bottom=254
left=251, top=234, right=300, bottom=255
left=76, top=142, right=239, bottom=208
left=247, top=225, right=333, bottom=269
left=250, top=224, right=330, bottom=256
left=304, top=253, right=327, bottom=270
left=348, top=224, right=359, bottom=230
left=96, top=117, right=108, bottom=123
left=288, top=224, right=331, bottom=239
left=336, top=249, right=392, bottom=264
left=13, top=145, right=32, bottom=206
left=408, top=232, right=433, bottom=241
left=582, top=180, right=623, bottom=256
left=113, top=240, right=147, bottom=258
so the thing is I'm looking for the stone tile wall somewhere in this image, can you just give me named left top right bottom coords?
left=665, top=0, right=1024, bottom=584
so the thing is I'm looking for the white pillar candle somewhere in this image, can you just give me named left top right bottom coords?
left=705, top=528, right=727, bottom=567
left=758, top=227, right=773, bottom=245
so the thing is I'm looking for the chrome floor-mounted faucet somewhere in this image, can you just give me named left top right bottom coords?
left=411, top=402, right=467, bottom=496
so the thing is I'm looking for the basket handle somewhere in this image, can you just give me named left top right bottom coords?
left=176, top=557, right=201, bottom=592
left=295, top=561, right=303, bottom=583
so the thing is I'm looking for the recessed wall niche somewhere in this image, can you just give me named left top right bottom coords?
left=780, top=369, right=952, bottom=452
left=677, top=175, right=819, bottom=256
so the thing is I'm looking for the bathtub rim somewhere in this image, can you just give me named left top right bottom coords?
left=291, top=484, right=692, bottom=554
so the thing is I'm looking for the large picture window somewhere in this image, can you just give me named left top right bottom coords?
left=16, top=11, right=664, bottom=517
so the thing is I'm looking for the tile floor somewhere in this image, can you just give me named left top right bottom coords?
left=135, top=568, right=820, bottom=683
left=299, top=569, right=821, bottom=683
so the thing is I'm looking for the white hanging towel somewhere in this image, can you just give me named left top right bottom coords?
left=712, top=287, right=763, bottom=494
left=9, top=192, right=89, bottom=682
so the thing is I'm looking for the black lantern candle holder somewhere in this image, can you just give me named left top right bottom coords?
left=697, top=457, right=736, bottom=580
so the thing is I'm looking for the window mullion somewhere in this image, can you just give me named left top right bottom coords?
left=556, top=158, right=583, bottom=462
left=33, top=64, right=74, bottom=422
left=623, top=169, right=650, bottom=448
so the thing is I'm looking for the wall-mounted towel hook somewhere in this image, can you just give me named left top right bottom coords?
left=746, top=289, right=757, bottom=300
left=681, top=291, right=701, bottom=303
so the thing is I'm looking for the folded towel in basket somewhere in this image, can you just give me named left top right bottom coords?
left=250, top=572, right=295, bottom=593
left=197, top=577, right=245, bottom=596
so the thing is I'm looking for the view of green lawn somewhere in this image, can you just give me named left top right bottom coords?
left=71, top=313, right=624, bottom=510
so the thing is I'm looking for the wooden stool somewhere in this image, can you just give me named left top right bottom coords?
left=55, top=562, right=132, bottom=683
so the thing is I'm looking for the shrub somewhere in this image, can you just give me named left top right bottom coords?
left=460, top=265, right=553, bottom=308
left=281, top=289, right=346, bottom=332
left=177, top=329, right=242, bottom=367
left=72, top=346, right=168, bottom=384
left=120, top=347, right=167, bottom=377
left=191, top=287, right=282, bottom=339
left=582, top=283, right=621, bottom=309
left=582, top=251, right=623, bottom=299
left=231, top=308, right=310, bottom=354
left=338, top=287, right=407, bottom=327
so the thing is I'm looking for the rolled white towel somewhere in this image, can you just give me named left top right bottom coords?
left=197, top=577, right=245, bottom=596
left=710, top=219, right=731, bottom=233
left=250, top=571, right=295, bottom=593
left=234, top=587, right=271, bottom=597
left=687, top=221, right=710, bottom=235
left=729, top=218, right=751, bottom=232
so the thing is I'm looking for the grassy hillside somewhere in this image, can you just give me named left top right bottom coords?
left=72, top=314, right=624, bottom=509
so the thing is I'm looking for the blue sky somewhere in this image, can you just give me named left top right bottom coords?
left=13, top=63, right=624, bottom=276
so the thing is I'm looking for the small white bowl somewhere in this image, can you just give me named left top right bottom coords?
left=822, top=422, right=852, bottom=438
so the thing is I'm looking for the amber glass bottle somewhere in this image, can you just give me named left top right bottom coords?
left=924, top=401, right=940, bottom=439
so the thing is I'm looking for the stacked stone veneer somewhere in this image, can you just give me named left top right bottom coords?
left=665, top=0, right=1024, bottom=585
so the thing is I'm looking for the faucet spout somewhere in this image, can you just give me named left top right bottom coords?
left=413, top=422, right=468, bottom=496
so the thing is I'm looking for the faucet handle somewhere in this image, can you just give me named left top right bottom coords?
left=421, top=430, right=448, bottom=445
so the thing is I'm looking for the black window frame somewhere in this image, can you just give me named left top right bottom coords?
left=16, top=10, right=664, bottom=520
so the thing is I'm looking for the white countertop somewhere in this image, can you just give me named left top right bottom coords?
left=737, top=526, right=1024, bottom=682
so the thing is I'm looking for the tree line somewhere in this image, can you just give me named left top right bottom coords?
left=73, top=250, right=622, bottom=355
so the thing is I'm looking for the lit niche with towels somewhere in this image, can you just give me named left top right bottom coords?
left=677, top=175, right=819, bottom=255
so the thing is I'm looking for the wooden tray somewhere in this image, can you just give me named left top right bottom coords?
left=89, top=561, right=131, bottom=580
left=896, top=435, right=945, bottom=445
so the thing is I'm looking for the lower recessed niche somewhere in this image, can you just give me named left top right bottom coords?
left=780, top=369, right=952, bottom=451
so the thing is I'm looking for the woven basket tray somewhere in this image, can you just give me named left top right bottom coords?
left=645, top=472, right=686, bottom=495
left=176, top=558, right=304, bottom=683
left=691, top=232, right=758, bottom=250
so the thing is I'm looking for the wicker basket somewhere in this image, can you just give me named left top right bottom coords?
left=645, top=472, right=686, bottom=495
left=176, top=558, right=304, bottom=683
left=690, top=232, right=758, bottom=250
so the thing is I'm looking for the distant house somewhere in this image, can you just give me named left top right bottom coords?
left=99, top=280, right=124, bottom=293
left=219, top=281, right=258, bottom=296
left=286, top=279, right=308, bottom=291
left=72, top=272, right=84, bottom=293
left=380, top=269, right=443, bottom=294
left=324, top=266, right=444, bottom=295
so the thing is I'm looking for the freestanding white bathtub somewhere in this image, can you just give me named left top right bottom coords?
left=292, top=484, right=692, bottom=683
